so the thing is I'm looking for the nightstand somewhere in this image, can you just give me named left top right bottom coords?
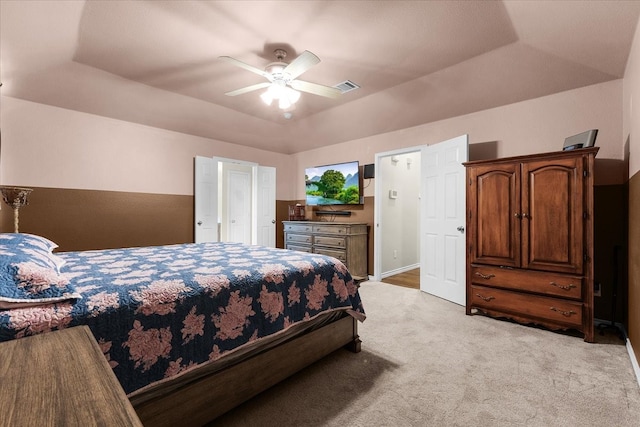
left=0, top=326, right=142, bottom=426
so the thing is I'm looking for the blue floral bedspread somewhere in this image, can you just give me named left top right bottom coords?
left=0, top=242, right=365, bottom=394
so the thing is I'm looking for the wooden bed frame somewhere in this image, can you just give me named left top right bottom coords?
left=130, top=315, right=361, bottom=426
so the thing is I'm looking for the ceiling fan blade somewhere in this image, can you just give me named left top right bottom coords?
left=290, top=80, right=342, bottom=99
left=225, top=82, right=271, bottom=96
left=284, top=50, right=320, bottom=80
left=219, top=56, right=271, bottom=79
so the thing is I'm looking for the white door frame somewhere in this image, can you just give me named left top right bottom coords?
left=255, top=166, right=277, bottom=247
left=419, top=135, right=468, bottom=305
left=215, top=157, right=257, bottom=243
left=374, top=145, right=423, bottom=281
left=194, top=156, right=219, bottom=243
left=225, top=167, right=252, bottom=244
left=374, top=136, right=468, bottom=306
left=197, top=157, right=278, bottom=246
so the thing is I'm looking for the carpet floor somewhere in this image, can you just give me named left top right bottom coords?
left=213, top=281, right=640, bottom=426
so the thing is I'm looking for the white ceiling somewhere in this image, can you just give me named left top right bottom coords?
left=1, top=1, right=639, bottom=154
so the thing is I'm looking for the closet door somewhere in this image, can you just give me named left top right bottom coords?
left=468, top=162, right=520, bottom=268
left=521, top=156, right=584, bottom=274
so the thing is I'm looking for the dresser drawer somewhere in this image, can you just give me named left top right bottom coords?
left=470, top=285, right=582, bottom=327
left=313, top=225, right=347, bottom=235
left=284, top=223, right=313, bottom=233
left=314, top=235, right=346, bottom=248
left=285, top=233, right=313, bottom=245
left=314, top=247, right=347, bottom=263
left=286, top=244, right=312, bottom=253
left=470, top=265, right=583, bottom=300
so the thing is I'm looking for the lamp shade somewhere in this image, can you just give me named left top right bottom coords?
left=260, top=83, right=301, bottom=110
left=0, top=186, right=33, bottom=233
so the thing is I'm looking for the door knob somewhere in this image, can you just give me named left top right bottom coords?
left=457, top=226, right=465, bottom=233
left=197, top=221, right=203, bottom=226
left=272, top=219, right=276, bottom=224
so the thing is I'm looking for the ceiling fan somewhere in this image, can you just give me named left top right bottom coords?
left=219, top=49, right=342, bottom=110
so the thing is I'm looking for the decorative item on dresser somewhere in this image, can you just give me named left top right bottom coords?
left=464, top=147, right=598, bottom=342
left=283, top=221, right=368, bottom=281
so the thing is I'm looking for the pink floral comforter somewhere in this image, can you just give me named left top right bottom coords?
left=0, top=242, right=365, bottom=394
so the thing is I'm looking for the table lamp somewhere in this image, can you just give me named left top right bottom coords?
left=0, top=186, right=33, bottom=233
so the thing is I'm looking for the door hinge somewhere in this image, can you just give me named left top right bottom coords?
left=584, top=253, right=590, bottom=262
left=583, top=212, right=588, bottom=220
left=583, top=170, right=588, bottom=178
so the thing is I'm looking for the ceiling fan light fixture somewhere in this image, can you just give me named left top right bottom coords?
left=285, top=87, right=301, bottom=104
left=222, top=49, right=340, bottom=110
left=278, top=97, right=291, bottom=110
left=261, top=84, right=300, bottom=110
left=260, top=90, right=274, bottom=106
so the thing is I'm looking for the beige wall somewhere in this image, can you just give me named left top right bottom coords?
left=1, top=79, right=625, bottom=201
left=625, top=19, right=640, bottom=179
left=0, top=96, right=294, bottom=199
left=293, top=79, right=625, bottom=200
left=623, top=15, right=640, bottom=371
left=379, top=152, right=421, bottom=274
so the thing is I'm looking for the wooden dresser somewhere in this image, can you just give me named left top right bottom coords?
left=0, top=326, right=142, bottom=426
left=464, top=147, right=598, bottom=342
left=283, top=221, right=368, bottom=280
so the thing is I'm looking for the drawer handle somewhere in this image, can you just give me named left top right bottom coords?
left=549, top=282, right=576, bottom=291
left=474, top=272, right=495, bottom=280
left=550, top=307, right=576, bottom=317
left=475, top=293, right=495, bottom=302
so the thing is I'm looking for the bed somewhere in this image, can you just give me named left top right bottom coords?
left=0, top=233, right=365, bottom=425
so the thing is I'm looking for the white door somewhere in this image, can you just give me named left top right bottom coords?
left=255, top=166, right=276, bottom=247
left=194, top=156, right=218, bottom=243
left=420, top=135, right=468, bottom=305
left=227, top=169, right=252, bottom=244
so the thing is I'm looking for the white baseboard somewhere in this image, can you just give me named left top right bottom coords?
left=627, top=339, right=640, bottom=389
left=593, top=319, right=639, bottom=388
left=380, top=263, right=419, bottom=279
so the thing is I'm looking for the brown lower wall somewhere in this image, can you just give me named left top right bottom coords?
left=593, top=185, right=628, bottom=324
left=0, top=187, right=193, bottom=252
left=0, top=188, right=376, bottom=276
left=629, top=173, right=640, bottom=368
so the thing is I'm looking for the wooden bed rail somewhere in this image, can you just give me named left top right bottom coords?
left=132, top=316, right=360, bottom=426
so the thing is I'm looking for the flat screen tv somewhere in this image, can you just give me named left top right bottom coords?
left=305, top=161, right=360, bottom=206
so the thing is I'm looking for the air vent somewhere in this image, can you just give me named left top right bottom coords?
left=334, top=80, right=360, bottom=93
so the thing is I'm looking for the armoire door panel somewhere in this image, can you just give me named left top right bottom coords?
left=465, top=147, right=598, bottom=342
left=522, top=157, right=583, bottom=274
left=471, top=164, right=520, bottom=267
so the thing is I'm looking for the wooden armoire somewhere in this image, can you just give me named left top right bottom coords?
left=464, top=147, right=598, bottom=342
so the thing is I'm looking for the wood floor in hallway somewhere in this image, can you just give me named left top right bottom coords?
left=381, top=268, right=419, bottom=289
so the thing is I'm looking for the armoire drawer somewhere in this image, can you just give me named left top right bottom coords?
left=470, top=285, right=582, bottom=327
left=470, top=265, right=583, bottom=300
left=286, top=233, right=313, bottom=244
left=314, top=235, right=346, bottom=248
left=313, top=248, right=347, bottom=263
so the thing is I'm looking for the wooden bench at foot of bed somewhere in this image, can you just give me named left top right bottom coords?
left=131, top=315, right=361, bottom=426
